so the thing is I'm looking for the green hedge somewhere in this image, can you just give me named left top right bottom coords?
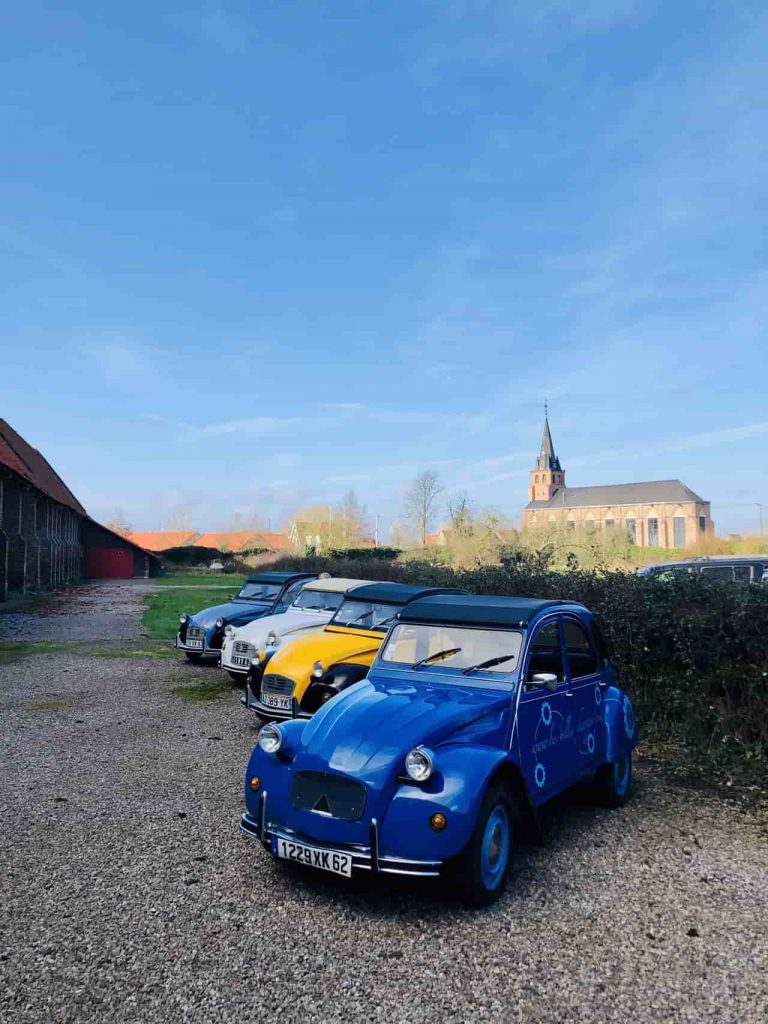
left=264, top=555, right=768, bottom=783
left=325, top=547, right=402, bottom=561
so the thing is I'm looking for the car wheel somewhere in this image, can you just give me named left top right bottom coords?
left=595, top=752, right=632, bottom=807
left=228, top=671, right=245, bottom=684
left=185, top=652, right=203, bottom=664
left=451, top=783, right=516, bottom=907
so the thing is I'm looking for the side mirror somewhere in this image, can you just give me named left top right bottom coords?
left=529, top=673, right=559, bottom=692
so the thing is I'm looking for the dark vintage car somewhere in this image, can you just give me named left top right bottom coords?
left=175, top=571, right=316, bottom=663
left=638, top=555, right=768, bottom=583
left=241, top=593, right=638, bottom=905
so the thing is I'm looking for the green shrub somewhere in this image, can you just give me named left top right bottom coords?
left=259, top=554, right=768, bottom=783
left=325, top=547, right=402, bottom=561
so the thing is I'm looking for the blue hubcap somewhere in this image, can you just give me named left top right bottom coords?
left=480, top=805, right=510, bottom=890
left=613, top=756, right=630, bottom=796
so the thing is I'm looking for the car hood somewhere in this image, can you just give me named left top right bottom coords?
left=296, top=675, right=511, bottom=786
left=266, top=626, right=384, bottom=682
left=232, top=607, right=331, bottom=645
left=188, top=599, right=271, bottom=629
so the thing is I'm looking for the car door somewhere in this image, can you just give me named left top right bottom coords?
left=562, top=616, right=604, bottom=769
left=516, top=616, right=578, bottom=802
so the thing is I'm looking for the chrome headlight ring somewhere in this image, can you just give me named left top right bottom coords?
left=405, top=746, right=434, bottom=783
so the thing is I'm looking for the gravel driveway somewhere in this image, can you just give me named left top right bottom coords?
left=1, top=641, right=766, bottom=1024
left=0, top=580, right=155, bottom=642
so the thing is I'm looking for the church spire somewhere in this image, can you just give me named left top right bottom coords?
left=536, top=403, right=561, bottom=472
left=528, top=404, right=565, bottom=504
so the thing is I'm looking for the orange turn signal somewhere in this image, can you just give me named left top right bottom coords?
left=430, top=812, right=447, bottom=831
left=249, top=776, right=260, bottom=792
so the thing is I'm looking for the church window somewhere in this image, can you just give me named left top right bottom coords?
left=566, top=518, right=576, bottom=532
left=605, top=518, right=615, bottom=532
left=648, top=517, right=659, bottom=547
left=626, top=517, right=636, bottom=544
left=673, top=516, right=686, bottom=547
left=698, top=515, right=707, bottom=533
left=584, top=515, right=596, bottom=533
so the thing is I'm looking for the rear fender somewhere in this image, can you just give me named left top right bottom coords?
left=602, top=686, right=638, bottom=763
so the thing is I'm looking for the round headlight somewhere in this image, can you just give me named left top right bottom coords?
left=405, top=747, right=434, bottom=783
left=179, top=613, right=188, bottom=624
left=266, top=631, right=279, bottom=647
left=224, top=624, right=235, bottom=637
left=258, top=723, right=283, bottom=754
left=312, top=660, right=324, bottom=679
left=215, top=617, right=225, bottom=629
left=249, top=655, right=261, bottom=668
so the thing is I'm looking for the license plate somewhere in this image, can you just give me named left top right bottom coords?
left=186, top=638, right=203, bottom=650
left=261, top=693, right=292, bottom=711
left=274, top=837, right=352, bottom=877
left=232, top=656, right=250, bottom=667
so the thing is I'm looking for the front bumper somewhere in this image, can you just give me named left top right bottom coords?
left=175, top=633, right=222, bottom=658
left=240, top=681, right=311, bottom=720
left=240, top=803, right=442, bottom=878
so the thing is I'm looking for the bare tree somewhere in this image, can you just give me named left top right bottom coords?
left=447, top=491, right=473, bottom=537
left=104, top=508, right=132, bottom=538
left=404, top=470, right=443, bottom=546
left=338, top=490, right=369, bottom=546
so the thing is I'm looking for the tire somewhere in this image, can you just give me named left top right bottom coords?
left=185, top=652, right=203, bottom=664
left=228, top=671, right=245, bottom=684
left=450, top=783, right=516, bottom=907
left=595, top=752, right=632, bottom=808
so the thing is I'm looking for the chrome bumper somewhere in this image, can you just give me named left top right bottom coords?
left=240, top=684, right=311, bottom=720
left=240, top=803, right=442, bottom=878
left=175, top=633, right=221, bottom=658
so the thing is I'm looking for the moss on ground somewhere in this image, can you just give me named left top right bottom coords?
left=29, top=700, right=69, bottom=711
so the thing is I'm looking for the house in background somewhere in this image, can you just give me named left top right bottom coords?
left=126, top=530, right=198, bottom=552
left=522, top=414, right=713, bottom=548
left=193, top=531, right=295, bottom=554
left=0, top=417, right=159, bottom=601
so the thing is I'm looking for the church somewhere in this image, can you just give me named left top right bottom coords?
left=522, top=414, right=713, bottom=548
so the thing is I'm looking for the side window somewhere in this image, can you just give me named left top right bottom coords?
left=278, top=580, right=305, bottom=609
left=733, top=565, right=752, bottom=582
left=701, top=565, right=734, bottom=581
left=563, top=619, right=599, bottom=678
left=526, top=621, right=565, bottom=683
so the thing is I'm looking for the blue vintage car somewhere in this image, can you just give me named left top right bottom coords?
left=241, top=594, right=638, bottom=905
left=176, top=571, right=316, bottom=663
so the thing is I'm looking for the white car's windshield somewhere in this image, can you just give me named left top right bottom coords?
left=292, top=589, right=344, bottom=613
left=237, top=582, right=282, bottom=601
left=330, top=599, right=401, bottom=631
left=381, top=624, right=523, bottom=677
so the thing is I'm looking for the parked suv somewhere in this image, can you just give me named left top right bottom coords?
left=638, top=556, right=768, bottom=583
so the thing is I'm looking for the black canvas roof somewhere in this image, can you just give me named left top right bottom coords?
left=345, top=582, right=466, bottom=604
left=399, top=593, right=582, bottom=628
left=245, top=571, right=315, bottom=585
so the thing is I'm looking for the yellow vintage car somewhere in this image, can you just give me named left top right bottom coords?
left=242, top=582, right=464, bottom=720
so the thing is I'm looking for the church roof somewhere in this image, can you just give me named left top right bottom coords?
left=525, top=479, right=707, bottom=511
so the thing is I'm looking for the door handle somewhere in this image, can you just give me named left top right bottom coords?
left=564, top=690, right=574, bottom=698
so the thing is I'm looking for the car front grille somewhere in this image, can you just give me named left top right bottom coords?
left=186, top=627, right=205, bottom=641
left=261, top=674, right=295, bottom=697
left=233, top=641, right=255, bottom=657
left=291, top=771, right=366, bottom=821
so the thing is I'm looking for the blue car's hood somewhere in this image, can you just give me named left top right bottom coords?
left=189, top=599, right=271, bottom=629
left=297, top=675, right=512, bottom=785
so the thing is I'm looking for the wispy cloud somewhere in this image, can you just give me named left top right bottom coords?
left=195, top=417, right=303, bottom=437
left=84, top=337, right=167, bottom=387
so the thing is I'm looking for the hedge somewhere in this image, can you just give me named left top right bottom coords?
left=261, top=554, right=768, bottom=784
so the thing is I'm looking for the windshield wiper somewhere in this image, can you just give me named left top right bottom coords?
left=412, top=647, right=462, bottom=670
left=373, top=613, right=399, bottom=630
left=462, top=653, right=517, bottom=676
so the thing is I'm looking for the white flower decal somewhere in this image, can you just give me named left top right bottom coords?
left=587, top=732, right=595, bottom=754
left=623, top=697, right=635, bottom=736
left=594, top=685, right=602, bottom=705
left=534, top=762, right=546, bottom=788
left=541, top=701, right=553, bottom=726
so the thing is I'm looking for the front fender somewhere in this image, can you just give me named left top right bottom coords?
left=602, top=686, right=638, bottom=763
left=379, top=744, right=514, bottom=862
left=301, top=663, right=370, bottom=714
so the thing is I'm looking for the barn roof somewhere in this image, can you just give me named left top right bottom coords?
left=0, top=418, right=86, bottom=514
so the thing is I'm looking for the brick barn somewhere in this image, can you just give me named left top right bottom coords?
left=0, top=418, right=159, bottom=602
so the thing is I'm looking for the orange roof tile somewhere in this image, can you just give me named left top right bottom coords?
left=127, top=530, right=198, bottom=551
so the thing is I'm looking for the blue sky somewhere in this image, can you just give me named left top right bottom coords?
left=1, top=0, right=767, bottom=537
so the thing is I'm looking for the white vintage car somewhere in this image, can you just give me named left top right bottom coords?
left=219, top=576, right=373, bottom=681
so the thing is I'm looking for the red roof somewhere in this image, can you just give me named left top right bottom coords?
left=255, top=532, right=294, bottom=551
left=0, top=418, right=86, bottom=514
left=193, top=531, right=294, bottom=552
left=127, top=530, right=198, bottom=552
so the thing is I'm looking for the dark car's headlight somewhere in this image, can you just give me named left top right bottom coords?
left=266, top=631, right=279, bottom=647
left=179, top=614, right=189, bottom=624
left=224, top=624, right=236, bottom=637
left=405, top=746, right=434, bottom=783
left=215, top=617, right=225, bottom=629
left=259, top=723, right=283, bottom=754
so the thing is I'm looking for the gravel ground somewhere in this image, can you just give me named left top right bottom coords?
left=1, top=645, right=766, bottom=1024
left=0, top=580, right=155, bottom=642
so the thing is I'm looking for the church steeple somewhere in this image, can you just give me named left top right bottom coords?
left=529, top=404, right=565, bottom=503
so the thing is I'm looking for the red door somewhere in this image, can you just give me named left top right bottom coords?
left=84, top=548, right=134, bottom=579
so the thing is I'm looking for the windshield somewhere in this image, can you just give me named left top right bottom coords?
left=237, top=582, right=283, bottom=601
left=381, top=624, right=523, bottom=677
left=330, top=599, right=401, bottom=631
left=291, top=589, right=344, bottom=613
